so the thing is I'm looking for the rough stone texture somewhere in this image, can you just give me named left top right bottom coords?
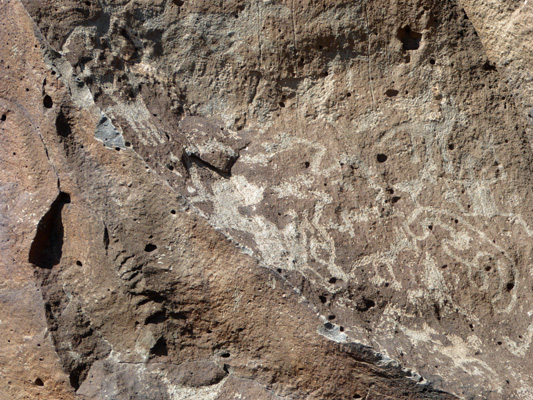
left=1, top=0, right=533, bottom=399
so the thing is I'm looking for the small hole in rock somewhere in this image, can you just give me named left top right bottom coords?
left=346, top=92, right=351, bottom=97
left=43, top=95, right=53, bottom=108
left=485, top=266, right=492, bottom=272
left=76, top=261, right=82, bottom=266
left=497, top=341, right=502, bottom=345
left=506, top=282, right=515, bottom=291
left=429, top=59, right=436, bottom=65
left=376, top=154, right=388, bottom=163
left=329, top=277, right=337, bottom=284
left=221, top=352, right=231, bottom=358
left=353, top=395, right=362, bottom=399
left=1, top=114, right=6, bottom=121
left=319, top=295, right=327, bottom=303
left=304, top=161, right=310, bottom=168
left=144, top=244, right=157, bottom=252
left=125, top=141, right=131, bottom=147
left=339, top=326, right=344, bottom=332
left=448, top=143, right=455, bottom=150
left=324, top=322, right=334, bottom=330
left=34, top=378, right=44, bottom=386
left=170, top=209, right=176, bottom=215
left=115, top=147, right=120, bottom=151
left=279, top=101, right=285, bottom=108
left=385, top=89, right=399, bottom=97
left=167, top=164, right=174, bottom=171
left=328, top=315, right=336, bottom=320
left=391, top=196, right=401, bottom=204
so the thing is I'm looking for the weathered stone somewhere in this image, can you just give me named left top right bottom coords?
left=2, top=0, right=533, bottom=399
left=174, top=361, right=227, bottom=388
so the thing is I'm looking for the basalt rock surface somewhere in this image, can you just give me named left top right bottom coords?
left=1, top=0, right=533, bottom=399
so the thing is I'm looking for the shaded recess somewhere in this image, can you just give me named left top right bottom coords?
left=55, top=111, right=72, bottom=138
left=398, top=25, right=422, bottom=50
left=29, top=192, right=71, bottom=269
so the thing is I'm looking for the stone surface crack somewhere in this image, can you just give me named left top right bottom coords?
left=364, top=4, right=376, bottom=110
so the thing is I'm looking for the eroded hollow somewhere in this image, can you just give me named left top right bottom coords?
left=144, top=243, right=157, bottom=252
left=398, top=26, right=422, bottom=51
left=150, top=337, right=168, bottom=356
left=385, top=89, right=399, bottom=97
left=377, top=154, right=388, bottom=163
left=28, top=192, right=71, bottom=269
left=43, top=94, right=53, bottom=108
left=56, top=111, right=72, bottom=138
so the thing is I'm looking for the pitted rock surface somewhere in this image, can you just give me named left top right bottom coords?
left=2, top=0, right=533, bottom=399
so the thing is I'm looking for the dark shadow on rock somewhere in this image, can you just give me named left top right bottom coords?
left=28, top=191, right=71, bottom=269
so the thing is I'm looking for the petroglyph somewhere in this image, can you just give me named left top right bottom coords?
left=173, top=99, right=533, bottom=396
left=181, top=114, right=530, bottom=319
left=20, top=0, right=533, bottom=397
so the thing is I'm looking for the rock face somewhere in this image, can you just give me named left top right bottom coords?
left=1, top=0, right=533, bottom=399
